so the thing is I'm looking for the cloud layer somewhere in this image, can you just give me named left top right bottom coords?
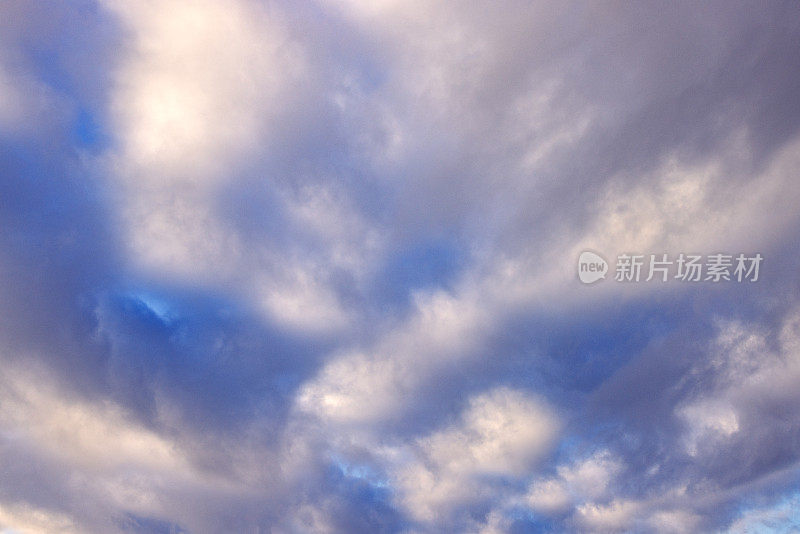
left=2, top=0, right=800, bottom=532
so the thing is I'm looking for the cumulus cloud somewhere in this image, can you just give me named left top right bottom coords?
left=392, top=388, right=559, bottom=523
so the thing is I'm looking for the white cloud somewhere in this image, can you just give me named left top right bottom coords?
left=647, top=509, right=702, bottom=533
left=678, top=399, right=740, bottom=457
left=104, top=0, right=303, bottom=177
left=297, top=288, right=487, bottom=423
left=573, top=499, right=640, bottom=533
left=103, top=0, right=298, bottom=275
left=426, top=387, right=560, bottom=476
left=526, top=478, right=571, bottom=515
left=0, top=365, right=185, bottom=474
left=0, top=362, right=283, bottom=533
left=392, top=387, right=559, bottom=523
left=674, top=307, right=800, bottom=465
left=526, top=449, right=622, bottom=516
left=0, top=502, right=77, bottom=534
left=101, top=0, right=382, bottom=335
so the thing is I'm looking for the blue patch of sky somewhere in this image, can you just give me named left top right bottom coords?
left=375, top=236, right=465, bottom=307
left=128, top=290, right=175, bottom=324
left=30, top=44, right=110, bottom=151
left=726, top=491, right=800, bottom=533
left=330, top=453, right=390, bottom=490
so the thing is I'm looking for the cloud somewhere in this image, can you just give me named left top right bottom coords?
left=2, top=0, right=800, bottom=532
left=391, top=387, right=559, bottom=525
left=102, top=0, right=382, bottom=335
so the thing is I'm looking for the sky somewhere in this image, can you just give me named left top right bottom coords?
left=1, top=1, right=800, bottom=532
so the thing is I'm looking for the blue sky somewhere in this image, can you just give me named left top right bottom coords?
left=2, top=1, right=800, bottom=532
